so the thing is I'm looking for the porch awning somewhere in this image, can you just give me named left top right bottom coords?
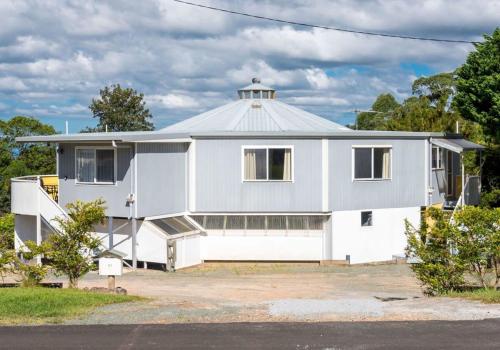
left=431, top=138, right=485, bottom=153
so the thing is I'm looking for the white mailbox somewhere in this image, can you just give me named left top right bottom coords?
left=99, top=257, right=123, bottom=276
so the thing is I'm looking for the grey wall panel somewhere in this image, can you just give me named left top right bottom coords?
left=195, top=139, right=323, bottom=212
left=136, top=143, right=187, bottom=217
left=58, top=143, right=133, bottom=217
left=329, top=139, right=426, bottom=210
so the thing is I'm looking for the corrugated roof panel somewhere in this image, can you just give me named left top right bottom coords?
left=160, top=99, right=350, bottom=133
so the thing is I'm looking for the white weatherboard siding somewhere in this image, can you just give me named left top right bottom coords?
left=195, top=139, right=323, bottom=212
left=93, top=219, right=202, bottom=268
left=14, top=214, right=36, bottom=250
left=330, top=207, right=420, bottom=264
left=175, top=235, right=202, bottom=269
left=201, top=231, right=323, bottom=261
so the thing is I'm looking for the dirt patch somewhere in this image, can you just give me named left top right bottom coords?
left=28, top=263, right=500, bottom=324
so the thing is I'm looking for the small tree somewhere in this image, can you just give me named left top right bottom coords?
left=50, top=199, right=106, bottom=288
left=15, top=240, right=52, bottom=287
left=453, top=206, right=500, bottom=289
left=405, top=208, right=465, bottom=295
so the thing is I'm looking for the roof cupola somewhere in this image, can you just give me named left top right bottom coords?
left=238, top=78, right=276, bottom=100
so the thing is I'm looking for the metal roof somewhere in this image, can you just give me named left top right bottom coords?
left=160, top=99, right=351, bottom=133
left=431, top=138, right=485, bottom=153
left=15, top=79, right=467, bottom=142
left=238, top=82, right=275, bottom=91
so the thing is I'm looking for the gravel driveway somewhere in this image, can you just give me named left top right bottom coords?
left=56, top=263, right=500, bottom=324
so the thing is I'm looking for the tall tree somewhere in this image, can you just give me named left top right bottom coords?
left=454, top=28, right=500, bottom=144
left=89, top=84, right=154, bottom=132
left=386, top=72, right=462, bottom=133
left=0, top=116, right=56, bottom=213
left=356, top=93, right=399, bottom=130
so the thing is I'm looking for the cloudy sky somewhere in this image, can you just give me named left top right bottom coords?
left=0, top=0, right=498, bottom=132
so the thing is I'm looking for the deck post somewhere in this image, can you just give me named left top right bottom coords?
left=35, top=214, right=42, bottom=265
left=461, top=154, right=465, bottom=206
left=132, top=218, right=137, bottom=269
left=36, top=176, right=42, bottom=265
left=108, top=216, right=113, bottom=249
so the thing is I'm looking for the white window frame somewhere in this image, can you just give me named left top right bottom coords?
left=75, top=146, right=117, bottom=185
left=432, top=146, right=444, bottom=170
left=352, top=145, right=393, bottom=181
left=241, top=145, right=294, bottom=182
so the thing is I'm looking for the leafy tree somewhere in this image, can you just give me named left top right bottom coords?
left=0, top=213, right=15, bottom=282
left=0, top=213, right=14, bottom=251
left=412, top=72, right=455, bottom=106
left=88, top=84, right=154, bottom=132
left=356, top=93, right=399, bottom=130
left=50, top=199, right=106, bottom=288
left=405, top=207, right=465, bottom=295
left=453, top=206, right=500, bottom=289
left=480, top=188, right=500, bottom=208
left=0, top=116, right=56, bottom=214
left=454, top=28, right=500, bottom=144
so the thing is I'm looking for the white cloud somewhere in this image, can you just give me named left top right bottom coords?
left=0, top=0, right=498, bottom=127
left=147, top=93, right=199, bottom=109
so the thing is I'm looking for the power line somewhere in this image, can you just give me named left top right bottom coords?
left=172, top=0, right=480, bottom=44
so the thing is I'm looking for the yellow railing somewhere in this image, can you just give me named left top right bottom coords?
left=40, top=175, right=59, bottom=202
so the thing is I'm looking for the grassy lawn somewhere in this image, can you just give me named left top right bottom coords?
left=446, top=289, right=500, bottom=304
left=0, top=287, right=142, bottom=324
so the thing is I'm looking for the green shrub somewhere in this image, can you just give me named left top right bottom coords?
left=454, top=206, right=500, bottom=289
left=405, top=207, right=465, bottom=295
left=480, top=188, right=500, bottom=208
left=406, top=206, right=500, bottom=294
left=15, top=240, right=52, bottom=287
left=0, top=214, right=14, bottom=251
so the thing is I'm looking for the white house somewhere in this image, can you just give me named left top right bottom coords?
left=11, top=79, right=484, bottom=269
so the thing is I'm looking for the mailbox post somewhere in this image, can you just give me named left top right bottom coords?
left=97, top=249, right=126, bottom=291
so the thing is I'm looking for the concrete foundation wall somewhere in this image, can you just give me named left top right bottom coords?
left=331, top=206, right=420, bottom=264
left=201, top=231, right=323, bottom=261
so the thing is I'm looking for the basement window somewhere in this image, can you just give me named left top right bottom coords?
left=243, top=146, right=293, bottom=181
left=76, top=148, right=115, bottom=184
left=361, top=211, right=373, bottom=227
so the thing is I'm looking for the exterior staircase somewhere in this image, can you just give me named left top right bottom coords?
left=11, top=175, right=68, bottom=247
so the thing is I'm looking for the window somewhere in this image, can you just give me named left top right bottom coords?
left=243, top=147, right=292, bottom=181
left=188, top=215, right=324, bottom=231
left=361, top=211, right=373, bottom=226
left=76, top=148, right=115, bottom=184
left=432, top=146, right=444, bottom=169
left=353, top=147, right=391, bottom=180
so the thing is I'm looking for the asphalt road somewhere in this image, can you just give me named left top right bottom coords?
left=0, top=320, right=499, bottom=349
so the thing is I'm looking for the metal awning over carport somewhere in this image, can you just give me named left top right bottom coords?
left=431, top=138, right=485, bottom=153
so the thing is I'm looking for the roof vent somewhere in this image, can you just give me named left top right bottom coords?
left=237, top=79, right=275, bottom=100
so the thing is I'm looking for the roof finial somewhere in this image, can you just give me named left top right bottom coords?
left=252, top=77, right=261, bottom=84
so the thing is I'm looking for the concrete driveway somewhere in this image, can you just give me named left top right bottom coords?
left=60, top=263, right=500, bottom=324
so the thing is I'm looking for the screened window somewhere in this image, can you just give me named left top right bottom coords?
left=432, top=146, right=444, bottom=169
left=361, top=211, right=373, bottom=226
left=353, top=147, right=391, bottom=180
left=243, top=147, right=292, bottom=181
left=76, top=148, right=115, bottom=184
left=188, top=215, right=324, bottom=231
